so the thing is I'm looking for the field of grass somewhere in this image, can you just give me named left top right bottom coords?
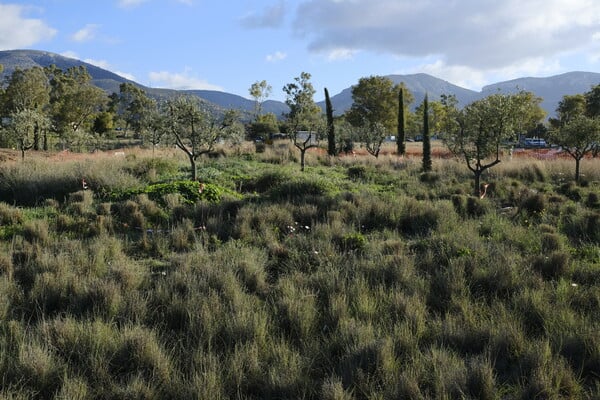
left=0, top=142, right=599, bottom=399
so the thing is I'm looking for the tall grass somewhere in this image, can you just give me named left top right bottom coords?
left=0, top=149, right=598, bottom=398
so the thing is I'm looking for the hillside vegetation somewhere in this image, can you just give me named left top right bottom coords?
left=0, top=144, right=599, bottom=399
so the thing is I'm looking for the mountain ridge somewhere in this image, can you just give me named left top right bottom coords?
left=2, top=49, right=599, bottom=118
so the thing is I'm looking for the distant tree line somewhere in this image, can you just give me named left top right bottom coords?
left=1, top=63, right=599, bottom=184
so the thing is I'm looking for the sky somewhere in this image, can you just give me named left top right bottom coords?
left=1, top=0, right=599, bottom=102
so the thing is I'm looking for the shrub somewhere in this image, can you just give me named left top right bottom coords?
left=561, top=210, right=600, bottom=244
left=21, top=220, right=50, bottom=245
left=68, top=190, right=94, bottom=207
left=339, top=232, right=367, bottom=253
left=540, top=232, right=564, bottom=252
left=451, top=194, right=467, bottom=217
left=268, top=177, right=334, bottom=202
left=504, top=162, right=547, bottom=183
left=109, top=326, right=173, bottom=384
left=124, top=157, right=179, bottom=181
left=0, top=202, right=23, bottom=225
left=244, top=170, right=291, bottom=193
left=466, top=356, right=496, bottom=400
left=521, top=191, right=547, bottom=215
left=585, top=192, right=599, bottom=209
left=558, top=181, right=582, bottom=201
left=419, top=171, right=440, bottom=183
left=16, top=341, right=63, bottom=398
left=347, top=165, right=367, bottom=181
left=466, top=196, right=489, bottom=217
left=0, top=252, right=13, bottom=281
left=170, top=219, right=197, bottom=252
left=560, top=333, right=600, bottom=383
left=398, top=199, right=439, bottom=236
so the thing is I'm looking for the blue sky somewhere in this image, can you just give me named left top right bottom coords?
left=1, top=0, right=599, bottom=102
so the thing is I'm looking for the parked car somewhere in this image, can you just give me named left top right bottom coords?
left=522, top=138, right=547, bottom=148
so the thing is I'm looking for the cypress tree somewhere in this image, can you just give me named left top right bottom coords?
left=397, top=87, right=406, bottom=155
left=422, top=94, right=432, bottom=172
left=325, top=87, right=336, bottom=156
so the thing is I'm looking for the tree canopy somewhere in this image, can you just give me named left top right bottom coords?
left=346, top=76, right=414, bottom=157
left=249, top=80, right=272, bottom=121
left=283, top=72, right=323, bottom=171
left=443, top=91, right=544, bottom=194
left=549, top=84, right=600, bottom=183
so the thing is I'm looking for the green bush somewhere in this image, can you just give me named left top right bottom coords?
left=398, top=199, right=440, bottom=236
left=532, top=251, right=571, bottom=280
left=347, top=165, right=367, bottom=181
left=339, top=232, right=367, bottom=253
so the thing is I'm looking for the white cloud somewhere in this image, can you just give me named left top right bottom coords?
left=411, top=60, right=488, bottom=91
left=409, top=56, right=564, bottom=92
left=266, top=51, right=287, bottom=62
left=0, top=4, right=56, bottom=50
left=85, top=58, right=137, bottom=81
left=60, top=52, right=137, bottom=81
left=293, top=0, right=600, bottom=76
left=61, top=51, right=80, bottom=59
left=71, top=24, right=100, bottom=42
left=148, top=69, right=223, bottom=90
left=326, top=48, right=357, bottom=61
left=117, top=0, right=149, bottom=8
left=240, top=2, right=286, bottom=29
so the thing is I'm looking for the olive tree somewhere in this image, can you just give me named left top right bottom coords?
left=549, top=115, right=600, bottom=183
left=2, top=67, right=50, bottom=150
left=249, top=80, right=272, bottom=121
left=443, top=91, right=544, bottom=195
left=346, top=76, right=412, bottom=158
left=47, top=66, right=107, bottom=147
left=5, top=109, right=50, bottom=159
left=283, top=72, right=323, bottom=171
left=167, top=96, right=242, bottom=180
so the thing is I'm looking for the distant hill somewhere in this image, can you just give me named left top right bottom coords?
left=480, top=71, right=600, bottom=116
left=2, top=49, right=599, bottom=119
left=0, top=49, right=138, bottom=94
left=181, top=90, right=289, bottom=117
left=320, top=72, right=600, bottom=117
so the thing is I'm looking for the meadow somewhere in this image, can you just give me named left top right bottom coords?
left=0, top=141, right=598, bottom=399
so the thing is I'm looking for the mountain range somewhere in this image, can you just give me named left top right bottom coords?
left=2, top=49, right=600, bottom=119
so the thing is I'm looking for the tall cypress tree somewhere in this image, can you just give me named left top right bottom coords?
left=422, top=94, right=432, bottom=172
left=325, top=87, right=336, bottom=156
left=397, top=87, right=406, bottom=155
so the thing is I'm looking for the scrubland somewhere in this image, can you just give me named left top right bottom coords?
left=0, top=142, right=598, bottom=399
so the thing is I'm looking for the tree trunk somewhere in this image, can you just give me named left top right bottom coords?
left=189, top=155, right=197, bottom=180
left=397, top=88, right=406, bottom=155
left=20, top=139, right=26, bottom=160
left=422, top=94, right=432, bottom=172
left=473, top=169, right=482, bottom=197
left=300, top=149, right=306, bottom=172
left=43, top=130, right=48, bottom=151
left=33, top=125, right=40, bottom=151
